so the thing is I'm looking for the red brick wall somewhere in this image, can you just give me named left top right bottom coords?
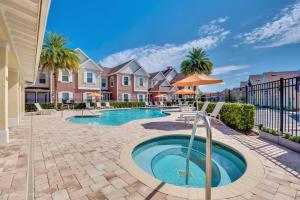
left=51, top=71, right=100, bottom=103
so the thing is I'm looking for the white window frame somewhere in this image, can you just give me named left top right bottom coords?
left=101, top=77, right=107, bottom=88
left=61, top=70, right=71, bottom=83
left=122, top=76, right=130, bottom=86
left=110, top=76, right=114, bottom=87
left=39, top=72, right=46, bottom=84
left=139, top=77, right=144, bottom=87
left=86, top=71, right=94, bottom=83
left=59, top=91, right=73, bottom=103
left=137, top=94, right=145, bottom=102
left=122, top=93, right=130, bottom=102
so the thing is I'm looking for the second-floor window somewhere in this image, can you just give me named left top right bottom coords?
left=62, top=71, right=70, bottom=82
left=139, top=77, right=144, bottom=86
left=123, top=76, right=129, bottom=86
left=86, top=72, right=94, bottom=83
left=101, top=78, right=107, bottom=88
left=39, top=73, right=46, bottom=84
left=110, top=77, right=114, bottom=87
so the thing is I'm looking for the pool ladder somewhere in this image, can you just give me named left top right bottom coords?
left=185, top=112, right=212, bottom=200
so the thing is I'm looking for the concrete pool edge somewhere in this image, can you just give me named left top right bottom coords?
left=120, top=132, right=264, bottom=199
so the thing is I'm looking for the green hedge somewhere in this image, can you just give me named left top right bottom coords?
left=198, top=102, right=255, bottom=132
left=110, top=102, right=145, bottom=108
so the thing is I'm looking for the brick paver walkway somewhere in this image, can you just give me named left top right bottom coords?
left=1, top=110, right=300, bottom=200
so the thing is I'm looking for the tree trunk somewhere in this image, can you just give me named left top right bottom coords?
left=53, top=71, right=58, bottom=109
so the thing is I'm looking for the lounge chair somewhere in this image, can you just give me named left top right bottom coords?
left=178, top=101, right=209, bottom=119
left=34, top=103, right=55, bottom=115
left=154, top=101, right=159, bottom=106
left=105, top=102, right=113, bottom=109
left=207, top=102, right=224, bottom=120
left=85, top=102, right=93, bottom=109
left=183, top=102, right=224, bottom=125
left=96, top=102, right=103, bottom=109
left=159, top=101, right=164, bottom=107
left=145, top=102, right=149, bottom=107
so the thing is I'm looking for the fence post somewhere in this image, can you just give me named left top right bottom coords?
left=245, top=86, right=248, bottom=104
left=280, top=78, right=284, bottom=133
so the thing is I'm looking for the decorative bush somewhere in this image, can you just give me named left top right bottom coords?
left=198, top=102, right=255, bottom=132
left=259, top=126, right=280, bottom=136
left=282, top=133, right=300, bottom=144
left=110, top=102, right=145, bottom=108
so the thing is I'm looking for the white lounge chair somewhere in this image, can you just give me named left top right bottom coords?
left=183, top=102, right=224, bottom=125
left=178, top=101, right=209, bottom=119
left=145, top=102, right=149, bottom=107
left=96, top=102, right=104, bottom=109
left=159, top=101, right=164, bottom=107
left=34, top=103, right=55, bottom=115
left=105, top=102, right=113, bottom=109
left=85, top=102, right=93, bottom=109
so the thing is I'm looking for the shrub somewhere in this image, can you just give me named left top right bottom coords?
left=110, top=102, right=145, bottom=108
left=282, top=133, right=300, bottom=143
left=260, top=127, right=280, bottom=136
left=198, top=102, right=255, bottom=132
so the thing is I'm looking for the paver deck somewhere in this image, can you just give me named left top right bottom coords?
left=0, top=110, right=300, bottom=200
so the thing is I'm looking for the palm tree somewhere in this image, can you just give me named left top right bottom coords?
left=40, top=32, right=80, bottom=109
left=180, top=48, right=213, bottom=75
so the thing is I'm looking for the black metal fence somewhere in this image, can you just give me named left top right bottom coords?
left=204, top=77, right=300, bottom=136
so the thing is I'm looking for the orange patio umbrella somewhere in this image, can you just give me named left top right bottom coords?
left=175, top=89, right=195, bottom=95
left=88, top=92, right=102, bottom=97
left=172, top=73, right=223, bottom=111
left=172, top=73, right=223, bottom=87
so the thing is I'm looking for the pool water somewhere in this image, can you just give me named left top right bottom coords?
left=132, top=135, right=246, bottom=188
left=67, top=108, right=169, bottom=126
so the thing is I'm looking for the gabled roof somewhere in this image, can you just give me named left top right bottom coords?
left=264, top=71, right=298, bottom=82
left=109, top=59, right=134, bottom=74
left=75, top=48, right=103, bottom=71
left=149, top=79, right=172, bottom=92
left=150, top=72, right=160, bottom=79
left=170, top=73, right=185, bottom=83
left=162, top=67, right=175, bottom=77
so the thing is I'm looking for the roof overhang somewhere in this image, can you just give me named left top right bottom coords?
left=0, top=0, right=51, bottom=82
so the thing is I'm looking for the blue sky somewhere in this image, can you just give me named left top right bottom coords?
left=46, top=0, right=300, bottom=92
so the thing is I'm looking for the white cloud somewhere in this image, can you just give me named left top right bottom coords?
left=212, top=65, right=249, bottom=75
left=240, top=1, right=300, bottom=47
left=99, top=17, right=230, bottom=72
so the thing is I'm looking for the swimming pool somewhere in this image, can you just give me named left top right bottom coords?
left=132, top=135, right=246, bottom=188
left=67, top=108, right=169, bottom=126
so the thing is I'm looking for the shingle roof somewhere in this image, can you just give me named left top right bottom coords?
left=161, top=67, right=174, bottom=77
left=170, top=73, right=185, bottom=83
left=106, top=59, right=134, bottom=75
left=265, top=71, right=298, bottom=82
left=149, top=72, right=159, bottom=79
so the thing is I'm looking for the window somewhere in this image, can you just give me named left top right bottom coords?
left=62, top=71, right=70, bottom=82
left=101, top=78, right=107, bottom=88
left=123, top=76, right=129, bottom=86
left=39, top=73, right=46, bottom=84
left=86, top=72, right=94, bottom=83
left=139, top=77, right=144, bottom=86
left=110, top=77, right=114, bottom=87
left=86, top=93, right=93, bottom=102
left=123, top=93, right=130, bottom=102
left=138, top=94, right=144, bottom=102
left=62, top=92, right=69, bottom=101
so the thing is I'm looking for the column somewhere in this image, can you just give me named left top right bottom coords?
left=0, top=41, right=9, bottom=143
left=8, top=69, right=20, bottom=127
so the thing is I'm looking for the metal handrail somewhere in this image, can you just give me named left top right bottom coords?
left=185, top=112, right=212, bottom=200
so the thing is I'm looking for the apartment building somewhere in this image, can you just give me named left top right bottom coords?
left=102, top=59, right=149, bottom=102
left=25, top=48, right=103, bottom=103
left=148, top=66, right=194, bottom=102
